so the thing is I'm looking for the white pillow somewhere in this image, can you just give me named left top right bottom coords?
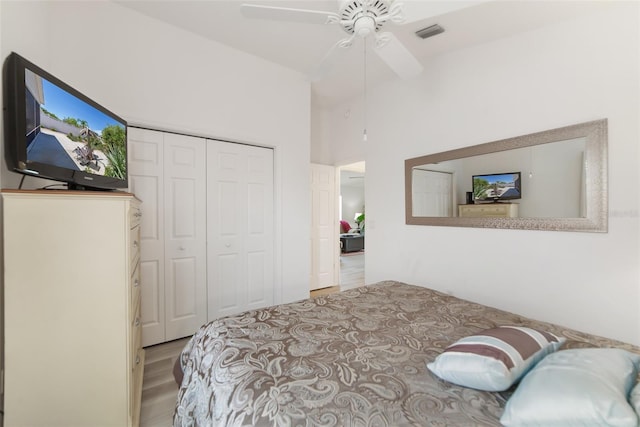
left=631, top=381, right=640, bottom=415
left=501, top=348, right=640, bottom=427
left=427, top=326, right=565, bottom=391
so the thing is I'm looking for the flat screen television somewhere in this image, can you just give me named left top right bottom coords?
left=472, top=172, right=521, bottom=202
left=3, top=52, right=128, bottom=190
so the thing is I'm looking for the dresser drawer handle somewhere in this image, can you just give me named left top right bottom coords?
left=135, top=355, right=140, bottom=365
left=135, top=317, right=140, bottom=327
left=134, top=279, right=140, bottom=287
left=133, top=240, right=139, bottom=248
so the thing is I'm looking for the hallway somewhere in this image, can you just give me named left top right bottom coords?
left=340, top=251, right=364, bottom=290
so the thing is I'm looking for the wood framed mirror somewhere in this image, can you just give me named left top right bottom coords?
left=405, top=119, right=608, bottom=232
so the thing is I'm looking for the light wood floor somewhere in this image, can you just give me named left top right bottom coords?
left=140, top=337, right=189, bottom=426
left=339, top=251, right=365, bottom=290
left=140, top=251, right=364, bottom=425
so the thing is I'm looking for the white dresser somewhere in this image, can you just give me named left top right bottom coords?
left=458, top=203, right=519, bottom=218
left=2, top=190, right=144, bottom=426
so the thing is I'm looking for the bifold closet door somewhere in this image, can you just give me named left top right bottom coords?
left=128, top=128, right=166, bottom=346
left=207, top=141, right=274, bottom=320
left=163, top=133, right=207, bottom=341
left=128, top=128, right=207, bottom=347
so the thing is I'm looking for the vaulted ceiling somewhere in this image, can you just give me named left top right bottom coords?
left=116, top=0, right=614, bottom=106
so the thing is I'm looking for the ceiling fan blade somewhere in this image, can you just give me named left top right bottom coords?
left=309, top=35, right=356, bottom=82
left=373, top=32, right=423, bottom=79
left=241, top=4, right=339, bottom=25
left=373, top=1, right=406, bottom=25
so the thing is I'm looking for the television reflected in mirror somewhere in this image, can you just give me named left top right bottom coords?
left=472, top=172, right=521, bottom=203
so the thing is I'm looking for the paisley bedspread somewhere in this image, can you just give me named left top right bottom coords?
left=174, top=281, right=639, bottom=426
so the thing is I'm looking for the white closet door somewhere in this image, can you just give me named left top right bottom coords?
left=411, top=169, right=453, bottom=217
left=310, top=164, right=338, bottom=291
left=128, top=128, right=208, bottom=346
left=164, top=133, right=208, bottom=340
left=128, top=128, right=166, bottom=347
left=207, top=141, right=274, bottom=320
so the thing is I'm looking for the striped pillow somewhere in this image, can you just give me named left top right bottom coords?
left=427, top=326, right=565, bottom=391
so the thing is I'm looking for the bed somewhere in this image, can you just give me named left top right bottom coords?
left=174, top=281, right=640, bottom=426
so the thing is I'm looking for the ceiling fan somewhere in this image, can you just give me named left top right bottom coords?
left=240, top=0, right=424, bottom=81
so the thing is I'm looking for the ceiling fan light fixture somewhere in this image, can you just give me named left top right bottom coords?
left=354, top=16, right=376, bottom=37
left=340, top=0, right=388, bottom=34
left=415, top=24, right=445, bottom=39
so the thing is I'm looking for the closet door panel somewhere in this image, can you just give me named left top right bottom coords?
left=133, top=176, right=162, bottom=342
left=169, top=178, right=197, bottom=237
left=169, top=257, right=198, bottom=317
left=217, top=179, right=242, bottom=309
left=208, top=143, right=245, bottom=319
left=139, top=260, right=161, bottom=337
left=128, top=128, right=165, bottom=347
left=207, top=141, right=274, bottom=320
left=217, top=253, right=242, bottom=313
left=219, top=180, right=241, bottom=251
left=247, top=252, right=267, bottom=306
left=245, top=146, right=274, bottom=310
left=164, top=133, right=207, bottom=341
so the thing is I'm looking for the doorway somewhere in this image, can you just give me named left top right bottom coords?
left=338, top=162, right=365, bottom=290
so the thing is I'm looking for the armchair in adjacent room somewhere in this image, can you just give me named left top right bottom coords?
left=340, top=220, right=353, bottom=234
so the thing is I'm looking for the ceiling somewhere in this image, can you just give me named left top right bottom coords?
left=341, top=161, right=365, bottom=188
left=115, top=0, right=614, bottom=107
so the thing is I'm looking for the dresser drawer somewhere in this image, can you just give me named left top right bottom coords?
left=130, top=311, right=145, bottom=427
left=129, top=203, right=142, bottom=229
left=130, top=225, right=140, bottom=269
left=130, top=260, right=141, bottom=319
left=132, top=313, right=142, bottom=361
left=131, top=298, right=142, bottom=364
left=131, top=347, right=145, bottom=427
left=458, top=203, right=518, bottom=218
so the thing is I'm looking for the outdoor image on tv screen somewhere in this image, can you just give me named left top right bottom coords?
left=473, top=172, right=521, bottom=201
left=24, top=68, right=127, bottom=180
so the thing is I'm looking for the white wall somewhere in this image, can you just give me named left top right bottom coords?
left=320, top=3, right=640, bottom=345
left=0, top=1, right=311, bottom=304
left=310, top=100, right=331, bottom=165
left=341, top=184, right=365, bottom=228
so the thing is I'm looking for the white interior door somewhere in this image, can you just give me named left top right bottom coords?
left=412, top=168, right=453, bottom=217
left=129, top=128, right=208, bottom=346
left=128, top=128, right=166, bottom=347
left=207, top=141, right=274, bottom=320
left=310, top=163, right=338, bottom=291
left=164, top=133, right=208, bottom=341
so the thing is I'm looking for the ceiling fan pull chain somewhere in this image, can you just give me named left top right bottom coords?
left=363, top=39, right=368, bottom=142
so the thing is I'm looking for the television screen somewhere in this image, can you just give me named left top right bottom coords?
left=472, top=172, right=521, bottom=202
left=4, top=52, right=128, bottom=190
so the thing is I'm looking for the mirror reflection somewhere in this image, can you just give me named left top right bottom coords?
left=404, top=119, right=607, bottom=232
left=411, top=137, right=586, bottom=219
